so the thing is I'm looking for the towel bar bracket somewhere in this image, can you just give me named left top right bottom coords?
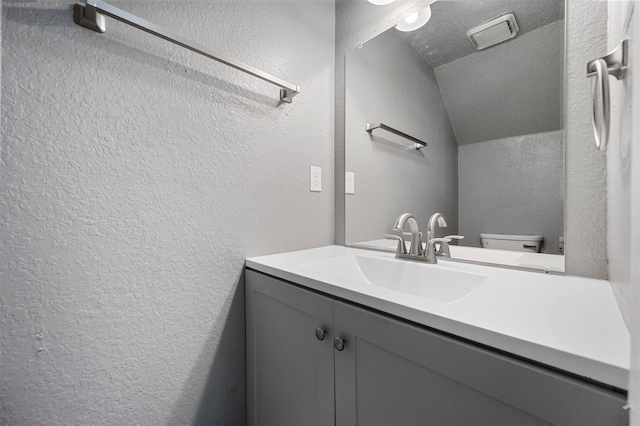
left=74, top=3, right=105, bottom=33
left=586, top=38, right=628, bottom=81
left=280, top=88, right=300, bottom=104
left=73, top=1, right=300, bottom=103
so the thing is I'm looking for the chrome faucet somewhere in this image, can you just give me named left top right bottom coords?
left=426, top=212, right=447, bottom=243
left=392, top=213, right=423, bottom=256
left=386, top=213, right=462, bottom=264
left=426, top=213, right=464, bottom=258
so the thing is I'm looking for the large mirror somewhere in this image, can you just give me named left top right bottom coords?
left=345, top=0, right=565, bottom=271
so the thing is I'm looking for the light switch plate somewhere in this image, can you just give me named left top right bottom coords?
left=310, top=166, right=322, bottom=192
left=345, top=172, right=355, bottom=194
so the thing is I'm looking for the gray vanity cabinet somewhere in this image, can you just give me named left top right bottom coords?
left=246, top=269, right=628, bottom=426
left=333, top=301, right=627, bottom=425
left=245, top=270, right=336, bottom=425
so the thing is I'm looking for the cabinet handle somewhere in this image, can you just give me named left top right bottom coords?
left=334, top=337, right=345, bottom=351
left=315, top=328, right=326, bottom=341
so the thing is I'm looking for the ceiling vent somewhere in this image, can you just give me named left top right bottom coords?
left=467, top=13, right=519, bottom=50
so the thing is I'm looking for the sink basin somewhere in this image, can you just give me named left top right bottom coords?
left=301, top=255, right=489, bottom=303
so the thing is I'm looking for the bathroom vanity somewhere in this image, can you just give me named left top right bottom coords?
left=245, top=246, right=629, bottom=425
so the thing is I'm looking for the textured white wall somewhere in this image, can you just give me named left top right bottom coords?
left=345, top=29, right=458, bottom=243
left=458, top=131, right=564, bottom=254
left=607, top=2, right=637, bottom=421
left=564, top=0, right=608, bottom=279
left=607, top=0, right=634, bottom=335
left=0, top=1, right=334, bottom=424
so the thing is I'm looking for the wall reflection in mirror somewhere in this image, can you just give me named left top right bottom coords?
left=345, top=0, right=565, bottom=271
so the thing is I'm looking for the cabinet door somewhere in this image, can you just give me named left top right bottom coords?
left=246, top=270, right=335, bottom=425
left=334, top=301, right=627, bottom=426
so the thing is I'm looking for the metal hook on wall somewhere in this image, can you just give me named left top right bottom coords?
left=586, top=38, right=629, bottom=151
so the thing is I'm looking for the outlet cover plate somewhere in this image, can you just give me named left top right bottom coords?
left=310, top=166, right=322, bottom=192
left=346, top=172, right=355, bottom=194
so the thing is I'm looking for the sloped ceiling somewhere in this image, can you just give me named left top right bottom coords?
left=400, top=0, right=564, bottom=68
left=398, top=0, right=565, bottom=144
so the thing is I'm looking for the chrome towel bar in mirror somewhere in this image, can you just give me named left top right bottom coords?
left=365, top=122, right=427, bottom=150
left=586, top=38, right=629, bottom=151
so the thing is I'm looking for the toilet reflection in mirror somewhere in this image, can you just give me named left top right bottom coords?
left=345, top=0, right=565, bottom=271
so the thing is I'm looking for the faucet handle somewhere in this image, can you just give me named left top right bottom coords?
left=425, top=238, right=452, bottom=263
left=427, top=237, right=453, bottom=246
left=438, top=235, right=464, bottom=257
left=385, top=234, right=407, bottom=255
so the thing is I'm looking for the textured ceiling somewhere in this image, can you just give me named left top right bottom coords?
left=400, top=0, right=565, bottom=67
left=434, top=19, right=564, bottom=144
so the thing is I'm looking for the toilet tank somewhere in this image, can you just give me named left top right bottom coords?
left=479, top=233, right=544, bottom=253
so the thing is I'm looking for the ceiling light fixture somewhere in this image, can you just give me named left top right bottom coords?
left=367, top=0, right=396, bottom=5
left=395, top=5, right=432, bottom=32
left=404, top=12, right=419, bottom=24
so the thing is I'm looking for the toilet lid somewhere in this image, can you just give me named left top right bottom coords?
left=480, top=233, right=543, bottom=242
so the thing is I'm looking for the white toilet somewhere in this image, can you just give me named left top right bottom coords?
left=479, top=233, right=544, bottom=253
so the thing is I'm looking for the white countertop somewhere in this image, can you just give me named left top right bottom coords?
left=246, top=245, right=630, bottom=390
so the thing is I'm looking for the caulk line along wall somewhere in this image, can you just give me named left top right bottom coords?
left=1, top=1, right=335, bottom=424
